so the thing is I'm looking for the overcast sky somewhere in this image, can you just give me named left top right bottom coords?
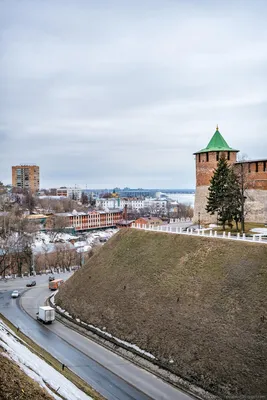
left=1, top=0, right=267, bottom=189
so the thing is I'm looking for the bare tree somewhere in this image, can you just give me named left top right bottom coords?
left=234, top=155, right=251, bottom=233
left=81, top=192, right=89, bottom=205
left=46, top=215, right=67, bottom=242
left=23, top=190, right=36, bottom=214
left=0, top=212, right=38, bottom=276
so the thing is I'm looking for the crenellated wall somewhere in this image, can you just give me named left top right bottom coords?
left=234, top=160, right=267, bottom=190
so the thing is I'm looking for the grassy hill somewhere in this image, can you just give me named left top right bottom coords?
left=56, top=229, right=267, bottom=398
left=0, top=350, right=53, bottom=400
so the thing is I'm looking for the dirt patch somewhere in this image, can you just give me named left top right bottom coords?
left=56, top=228, right=267, bottom=398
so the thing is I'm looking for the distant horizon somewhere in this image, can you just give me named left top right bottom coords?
left=51, top=187, right=195, bottom=193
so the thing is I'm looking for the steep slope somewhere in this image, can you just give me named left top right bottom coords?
left=56, top=229, right=267, bottom=398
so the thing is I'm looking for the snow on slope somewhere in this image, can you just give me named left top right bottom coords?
left=0, top=319, right=92, bottom=400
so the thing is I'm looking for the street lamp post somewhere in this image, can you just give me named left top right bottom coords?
left=198, top=212, right=201, bottom=230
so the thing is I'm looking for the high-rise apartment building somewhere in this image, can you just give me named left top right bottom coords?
left=12, top=165, right=40, bottom=192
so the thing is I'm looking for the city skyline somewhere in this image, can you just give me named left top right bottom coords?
left=1, top=0, right=267, bottom=188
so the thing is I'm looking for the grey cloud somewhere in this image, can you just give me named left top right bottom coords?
left=1, top=0, right=267, bottom=188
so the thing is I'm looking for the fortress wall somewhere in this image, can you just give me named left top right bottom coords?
left=193, top=185, right=217, bottom=224
left=194, top=186, right=267, bottom=224
left=234, top=161, right=267, bottom=190
left=245, top=189, right=267, bottom=223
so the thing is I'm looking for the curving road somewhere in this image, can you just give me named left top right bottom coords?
left=0, top=274, right=194, bottom=400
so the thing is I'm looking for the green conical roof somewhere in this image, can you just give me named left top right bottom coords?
left=194, top=126, right=239, bottom=154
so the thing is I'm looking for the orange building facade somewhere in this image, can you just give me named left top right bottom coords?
left=12, top=165, right=40, bottom=192
left=55, top=210, right=122, bottom=232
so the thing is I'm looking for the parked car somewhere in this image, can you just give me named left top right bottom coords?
left=11, top=290, right=19, bottom=298
left=26, top=281, right=36, bottom=287
left=49, top=276, right=55, bottom=282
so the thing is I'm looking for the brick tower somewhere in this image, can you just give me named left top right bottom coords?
left=193, top=126, right=239, bottom=224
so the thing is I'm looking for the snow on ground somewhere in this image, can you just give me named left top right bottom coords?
left=250, top=228, right=267, bottom=235
left=0, top=319, right=92, bottom=400
left=35, top=231, right=79, bottom=244
left=33, top=228, right=118, bottom=254
left=53, top=303, right=156, bottom=360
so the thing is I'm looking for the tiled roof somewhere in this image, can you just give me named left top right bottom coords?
left=194, top=126, right=239, bottom=154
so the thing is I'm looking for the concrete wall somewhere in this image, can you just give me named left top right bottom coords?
left=193, top=185, right=217, bottom=224
left=244, top=189, right=267, bottom=223
left=193, top=186, right=267, bottom=224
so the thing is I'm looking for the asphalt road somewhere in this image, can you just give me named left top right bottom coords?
left=0, top=274, right=194, bottom=400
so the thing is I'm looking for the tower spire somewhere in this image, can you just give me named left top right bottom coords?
left=216, top=124, right=219, bottom=131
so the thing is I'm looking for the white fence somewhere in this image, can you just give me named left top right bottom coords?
left=131, top=223, right=267, bottom=245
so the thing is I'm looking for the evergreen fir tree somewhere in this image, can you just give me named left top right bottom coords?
left=206, top=156, right=237, bottom=230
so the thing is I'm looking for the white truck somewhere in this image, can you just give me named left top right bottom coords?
left=37, top=306, right=55, bottom=324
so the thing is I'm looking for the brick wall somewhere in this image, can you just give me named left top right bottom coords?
left=195, top=151, right=237, bottom=187
left=234, top=161, right=267, bottom=190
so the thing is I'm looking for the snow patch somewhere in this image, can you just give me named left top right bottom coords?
left=0, top=320, right=92, bottom=399
left=59, top=313, right=155, bottom=360
left=250, top=228, right=267, bottom=234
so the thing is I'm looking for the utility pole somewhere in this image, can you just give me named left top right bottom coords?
left=31, top=250, right=35, bottom=275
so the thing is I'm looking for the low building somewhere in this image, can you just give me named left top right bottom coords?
left=116, top=219, right=135, bottom=228
left=96, top=197, right=123, bottom=209
left=56, top=187, right=82, bottom=200
left=96, top=197, right=168, bottom=212
left=54, top=209, right=122, bottom=232
left=134, top=217, right=163, bottom=228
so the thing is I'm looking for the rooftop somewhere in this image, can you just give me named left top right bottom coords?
left=194, top=126, right=239, bottom=154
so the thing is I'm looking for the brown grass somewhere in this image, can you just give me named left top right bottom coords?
left=0, top=349, right=53, bottom=400
left=56, top=228, right=267, bottom=398
left=209, top=222, right=266, bottom=234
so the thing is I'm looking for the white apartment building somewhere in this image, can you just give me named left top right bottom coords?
left=56, top=187, right=82, bottom=200
left=95, top=198, right=123, bottom=209
left=96, top=197, right=168, bottom=212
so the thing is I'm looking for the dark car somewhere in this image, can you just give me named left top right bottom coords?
left=49, top=276, right=55, bottom=282
left=26, top=281, right=36, bottom=287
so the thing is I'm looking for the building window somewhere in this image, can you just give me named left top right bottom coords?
left=198, top=153, right=201, bottom=162
left=248, top=163, right=251, bottom=173
left=216, top=152, right=219, bottom=161
left=264, top=161, right=267, bottom=172
left=227, top=151, right=230, bottom=161
left=206, top=152, right=209, bottom=162
left=256, top=162, right=259, bottom=173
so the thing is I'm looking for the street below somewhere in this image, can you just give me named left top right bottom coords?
left=0, top=273, right=194, bottom=400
